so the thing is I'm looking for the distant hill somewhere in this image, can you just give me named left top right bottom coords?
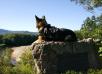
left=0, top=29, right=37, bottom=35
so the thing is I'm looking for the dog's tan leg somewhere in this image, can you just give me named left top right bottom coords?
left=34, top=36, right=45, bottom=43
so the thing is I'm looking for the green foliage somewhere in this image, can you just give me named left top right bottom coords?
left=0, top=44, right=6, bottom=48
left=0, top=47, right=35, bottom=74
left=0, top=48, right=12, bottom=74
left=77, top=15, right=102, bottom=39
left=74, top=30, right=83, bottom=40
left=12, top=64, right=34, bottom=74
left=64, top=70, right=82, bottom=74
left=99, top=47, right=102, bottom=56
left=0, top=33, right=37, bottom=46
left=63, top=69, right=102, bottom=74
left=15, top=48, right=35, bottom=74
left=87, top=69, right=102, bottom=74
left=0, top=35, right=3, bottom=43
left=71, top=0, right=102, bottom=10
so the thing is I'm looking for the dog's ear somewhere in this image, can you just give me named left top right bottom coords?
left=42, top=16, right=46, bottom=20
left=35, top=15, right=40, bottom=22
left=42, top=16, right=47, bottom=24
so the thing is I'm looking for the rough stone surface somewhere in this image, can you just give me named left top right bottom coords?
left=31, top=41, right=100, bottom=74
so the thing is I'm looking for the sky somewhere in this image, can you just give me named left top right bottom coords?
left=0, top=0, right=102, bottom=32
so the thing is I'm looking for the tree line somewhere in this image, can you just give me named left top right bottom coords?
left=0, top=33, right=37, bottom=46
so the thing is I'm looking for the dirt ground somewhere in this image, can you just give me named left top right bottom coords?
left=11, top=45, right=31, bottom=65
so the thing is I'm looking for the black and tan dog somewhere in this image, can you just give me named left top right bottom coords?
left=34, top=15, right=77, bottom=43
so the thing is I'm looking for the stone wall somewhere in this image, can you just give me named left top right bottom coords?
left=31, top=41, right=100, bottom=74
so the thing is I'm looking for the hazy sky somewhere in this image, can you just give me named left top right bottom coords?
left=0, top=0, right=101, bottom=32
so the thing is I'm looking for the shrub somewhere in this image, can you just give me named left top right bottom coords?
left=0, top=48, right=12, bottom=74
left=0, top=47, right=35, bottom=74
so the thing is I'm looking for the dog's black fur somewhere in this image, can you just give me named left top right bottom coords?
left=35, top=15, right=77, bottom=42
left=39, top=24, right=77, bottom=42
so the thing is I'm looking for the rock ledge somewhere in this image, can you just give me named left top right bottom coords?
left=32, top=41, right=100, bottom=74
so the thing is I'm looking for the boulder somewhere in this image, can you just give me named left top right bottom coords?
left=31, top=41, right=100, bottom=74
